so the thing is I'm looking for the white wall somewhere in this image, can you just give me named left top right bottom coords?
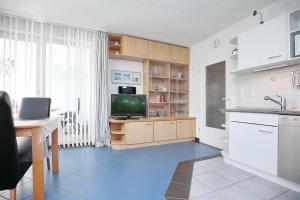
left=108, top=59, right=143, bottom=95
left=190, top=0, right=300, bottom=149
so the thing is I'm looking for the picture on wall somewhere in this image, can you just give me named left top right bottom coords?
left=112, top=70, right=141, bottom=85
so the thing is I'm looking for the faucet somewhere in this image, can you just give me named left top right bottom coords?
left=264, top=95, right=287, bottom=110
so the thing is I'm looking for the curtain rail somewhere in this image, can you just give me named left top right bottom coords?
left=0, top=12, right=107, bottom=33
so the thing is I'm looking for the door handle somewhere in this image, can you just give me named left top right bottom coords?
left=258, top=130, right=273, bottom=134
left=268, top=55, right=282, bottom=60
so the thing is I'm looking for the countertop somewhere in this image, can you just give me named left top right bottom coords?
left=224, top=107, right=300, bottom=116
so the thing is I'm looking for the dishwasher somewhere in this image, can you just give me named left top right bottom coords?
left=278, top=115, right=300, bottom=184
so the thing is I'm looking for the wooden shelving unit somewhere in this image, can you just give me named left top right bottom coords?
left=144, top=61, right=189, bottom=118
left=109, top=35, right=122, bottom=57
left=169, top=64, right=189, bottom=117
left=109, top=34, right=190, bottom=118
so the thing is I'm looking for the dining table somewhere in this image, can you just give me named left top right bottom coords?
left=14, top=115, right=60, bottom=200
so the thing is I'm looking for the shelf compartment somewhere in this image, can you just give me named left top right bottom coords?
left=111, top=131, right=125, bottom=135
left=109, top=44, right=121, bottom=50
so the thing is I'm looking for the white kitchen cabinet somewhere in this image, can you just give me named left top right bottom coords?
left=238, top=15, right=288, bottom=70
left=229, top=113, right=278, bottom=175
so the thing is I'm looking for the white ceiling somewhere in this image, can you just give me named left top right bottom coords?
left=0, top=0, right=277, bottom=46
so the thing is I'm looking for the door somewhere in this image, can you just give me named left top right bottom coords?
left=149, top=41, right=170, bottom=62
left=154, top=121, right=176, bottom=141
left=206, top=61, right=226, bottom=130
left=238, top=15, right=288, bottom=70
left=229, top=122, right=278, bottom=175
left=177, top=119, right=195, bottom=139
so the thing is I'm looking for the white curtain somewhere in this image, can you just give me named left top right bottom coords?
left=0, top=13, right=108, bottom=147
left=94, top=31, right=110, bottom=147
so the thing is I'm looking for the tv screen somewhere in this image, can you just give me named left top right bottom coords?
left=111, top=94, right=146, bottom=117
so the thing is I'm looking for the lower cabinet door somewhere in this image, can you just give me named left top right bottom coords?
left=125, top=122, right=153, bottom=144
left=154, top=121, right=176, bottom=141
left=143, top=122, right=154, bottom=143
left=177, top=119, right=196, bottom=139
left=229, top=121, right=278, bottom=175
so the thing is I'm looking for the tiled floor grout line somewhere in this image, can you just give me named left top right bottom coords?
left=270, top=189, right=291, bottom=200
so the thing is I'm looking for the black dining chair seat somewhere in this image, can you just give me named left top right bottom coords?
left=0, top=91, right=32, bottom=198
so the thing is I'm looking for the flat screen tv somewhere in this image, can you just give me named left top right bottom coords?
left=111, top=94, right=146, bottom=119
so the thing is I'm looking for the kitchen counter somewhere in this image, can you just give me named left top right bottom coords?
left=224, top=107, right=300, bottom=116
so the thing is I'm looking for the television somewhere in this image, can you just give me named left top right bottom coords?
left=111, top=94, right=146, bottom=119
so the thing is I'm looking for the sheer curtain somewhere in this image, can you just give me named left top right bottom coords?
left=0, top=13, right=109, bottom=147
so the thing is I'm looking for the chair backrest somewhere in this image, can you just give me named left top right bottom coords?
left=0, top=91, right=18, bottom=189
left=19, top=97, right=51, bottom=120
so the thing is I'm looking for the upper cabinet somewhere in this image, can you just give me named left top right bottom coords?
left=170, top=45, right=189, bottom=65
left=121, top=36, right=149, bottom=59
left=109, top=35, right=190, bottom=65
left=238, top=15, right=288, bottom=70
left=148, top=41, right=170, bottom=62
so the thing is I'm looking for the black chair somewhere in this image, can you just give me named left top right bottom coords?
left=19, top=97, right=52, bottom=170
left=0, top=91, right=32, bottom=200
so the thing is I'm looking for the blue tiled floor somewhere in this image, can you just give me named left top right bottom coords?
left=0, top=142, right=220, bottom=200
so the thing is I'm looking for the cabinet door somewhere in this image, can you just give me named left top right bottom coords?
left=143, top=122, right=154, bottom=143
left=154, top=121, right=176, bottom=141
left=170, top=45, right=189, bottom=65
left=135, top=38, right=149, bottom=58
left=238, top=15, right=288, bottom=70
left=121, top=36, right=149, bottom=58
left=229, top=122, right=278, bottom=175
left=149, top=41, right=170, bottom=62
left=125, top=122, right=153, bottom=144
left=177, top=119, right=196, bottom=139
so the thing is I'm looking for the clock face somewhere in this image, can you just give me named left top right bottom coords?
left=212, top=39, right=220, bottom=48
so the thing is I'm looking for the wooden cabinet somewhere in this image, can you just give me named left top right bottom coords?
left=109, top=34, right=190, bottom=65
left=177, top=119, right=196, bottom=139
left=238, top=15, right=288, bottom=70
left=229, top=113, right=278, bottom=175
left=124, top=122, right=153, bottom=144
left=121, top=36, right=149, bottom=58
left=109, top=117, right=196, bottom=149
left=170, top=45, right=189, bottom=65
left=149, top=41, right=170, bottom=62
left=154, top=121, right=177, bottom=141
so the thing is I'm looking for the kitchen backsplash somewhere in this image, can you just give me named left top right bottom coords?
left=236, top=64, right=300, bottom=110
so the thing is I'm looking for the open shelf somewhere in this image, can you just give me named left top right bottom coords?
left=111, top=131, right=125, bottom=135
left=289, top=9, right=300, bottom=59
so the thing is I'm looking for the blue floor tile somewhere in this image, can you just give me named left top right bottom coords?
left=0, top=142, right=219, bottom=200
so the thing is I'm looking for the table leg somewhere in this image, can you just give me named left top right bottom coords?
left=52, top=128, right=59, bottom=172
left=32, top=127, right=44, bottom=200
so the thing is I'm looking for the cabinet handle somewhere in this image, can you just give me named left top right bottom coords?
left=170, top=122, right=175, bottom=124
left=177, top=121, right=184, bottom=124
left=258, top=130, right=273, bottom=134
left=145, top=124, right=152, bottom=126
left=268, top=55, right=282, bottom=60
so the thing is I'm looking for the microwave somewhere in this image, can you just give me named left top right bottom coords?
left=296, top=33, right=300, bottom=57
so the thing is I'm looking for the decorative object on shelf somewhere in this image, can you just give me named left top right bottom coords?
left=253, top=10, right=264, bottom=24
left=112, top=70, right=141, bottom=85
